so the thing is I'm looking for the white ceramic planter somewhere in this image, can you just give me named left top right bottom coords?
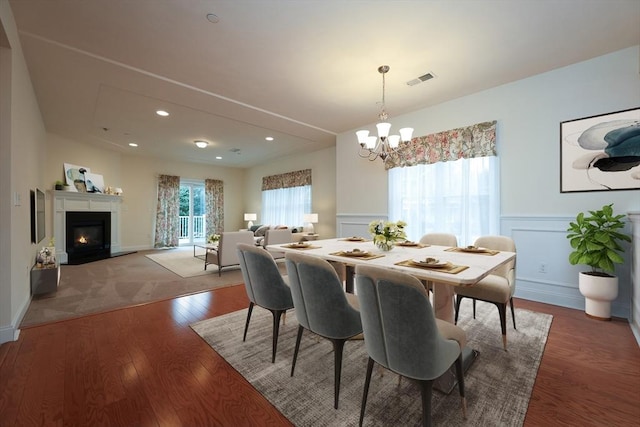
left=578, top=271, right=618, bottom=320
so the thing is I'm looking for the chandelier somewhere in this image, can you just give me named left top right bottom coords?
left=356, top=65, right=413, bottom=162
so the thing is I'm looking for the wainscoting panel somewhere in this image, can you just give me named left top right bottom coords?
left=503, top=216, right=632, bottom=320
left=336, top=213, right=388, bottom=238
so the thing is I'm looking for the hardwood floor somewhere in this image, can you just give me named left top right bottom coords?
left=1, top=286, right=638, bottom=426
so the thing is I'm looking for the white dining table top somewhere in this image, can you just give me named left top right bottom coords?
left=266, top=237, right=515, bottom=286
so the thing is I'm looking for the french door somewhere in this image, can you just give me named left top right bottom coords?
left=179, top=180, right=206, bottom=245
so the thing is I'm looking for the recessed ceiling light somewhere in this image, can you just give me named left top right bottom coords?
left=128, top=143, right=138, bottom=147
left=194, top=140, right=208, bottom=148
left=216, top=156, right=222, bottom=160
left=265, top=136, right=274, bottom=141
left=156, top=110, right=169, bottom=117
left=206, top=13, right=219, bottom=23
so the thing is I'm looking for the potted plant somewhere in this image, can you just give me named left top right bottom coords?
left=566, top=203, right=631, bottom=320
left=54, top=180, right=64, bottom=190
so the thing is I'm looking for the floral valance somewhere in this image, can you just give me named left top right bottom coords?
left=385, top=120, right=497, bottom=170
left=262, top=169, right=312, bottom=191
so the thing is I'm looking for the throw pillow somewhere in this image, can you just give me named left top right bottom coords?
left=254, top=225, right=270, bottom=237
left=249, top=224, right=262, bottom=233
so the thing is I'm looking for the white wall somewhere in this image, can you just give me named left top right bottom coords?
left=243, top=146, right=337, bottom=239
left=336, top=46, right=640, bottom=319
left=0, top=2, right=48, bottom=345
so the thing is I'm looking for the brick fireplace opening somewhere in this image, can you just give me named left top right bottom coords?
left=65, top=211, right=111, bottom=265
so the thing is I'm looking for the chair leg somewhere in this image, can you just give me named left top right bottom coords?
left=455, top=354, right=467, bottom=419
left=242, top=302, right=254, bottom=342
left=510, top=297, right=516, bottom=329
left=472, top=299, right=477, bottom=319
left=271, top=309, right=285, bottom=363
left=419, top=379, right=434, bottom=427
left=291, top=325, right=304, bottom=376
left=331, top=338, right=346, bottom=409
left=454, top=295, right=463, bottom=325
left=495, top=302, right=508, bottom=351
left=359, top=357, right=375, bottom=427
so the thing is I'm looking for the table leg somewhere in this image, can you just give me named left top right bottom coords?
left=432, top=282, right=478, bottom=393
left=432, top=281, right=454, bottom=323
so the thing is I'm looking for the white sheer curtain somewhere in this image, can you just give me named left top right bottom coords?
left=388, top=156, right=499, bottom=246
left=261, top=185, right=311, bottom=226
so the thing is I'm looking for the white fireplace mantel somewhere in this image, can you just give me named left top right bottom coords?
left=52, top=190, right=123, bottom=264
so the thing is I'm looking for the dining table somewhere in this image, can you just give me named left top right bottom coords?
left=266, top=236, right=517, bottom=392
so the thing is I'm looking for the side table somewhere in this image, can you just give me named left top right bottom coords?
left=31, top=263, right=60, bottom=295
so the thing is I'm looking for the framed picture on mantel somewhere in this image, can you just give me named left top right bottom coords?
left=560, top=107, right=640, bottom=193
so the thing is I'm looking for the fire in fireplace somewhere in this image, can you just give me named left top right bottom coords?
left=66, top=211, right=111, bottom=264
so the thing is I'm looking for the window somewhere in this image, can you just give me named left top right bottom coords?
left=261, top=169, right=312, bottom=226
left=262, top=185, right=311, bottom=226
left=388, top=156, right=499, bottom=246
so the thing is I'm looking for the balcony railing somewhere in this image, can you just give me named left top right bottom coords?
left=180, top=215, right=206, bottom=239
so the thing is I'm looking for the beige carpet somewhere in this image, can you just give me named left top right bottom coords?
left=20, top=248, right=270, bottom=328
left=192, top=301, right=552, bottom=426
left=145, top=246, right=234, bottom=278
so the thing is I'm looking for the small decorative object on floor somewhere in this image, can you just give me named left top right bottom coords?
left=369, top=219, right=407, bottom=251
left=36, top=245, right=56, bottom=268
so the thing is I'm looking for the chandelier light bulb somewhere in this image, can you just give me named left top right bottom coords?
left=376, top=122, right=391, bottom=139
left=399, top=128, right=414, bottom=142
left=388, top=135, right=401, bottom=148
left=356, top=130, right=370, bottom=145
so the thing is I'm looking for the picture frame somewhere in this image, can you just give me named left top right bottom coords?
left=560, top=107, right=640, bottom=193
left=84, top=172, right=105, bottom=193
left=63, top=163, right=91, bottom=192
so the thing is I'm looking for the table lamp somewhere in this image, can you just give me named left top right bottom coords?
left=303, top=213, right=318, bottom=234
left=244, top=213, right=257, bottom=229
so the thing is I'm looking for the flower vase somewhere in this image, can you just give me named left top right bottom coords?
left=376, top=240, right=394, bottom=252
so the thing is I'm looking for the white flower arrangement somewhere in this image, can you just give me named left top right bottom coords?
left=369, top=220, right=407, bottom=250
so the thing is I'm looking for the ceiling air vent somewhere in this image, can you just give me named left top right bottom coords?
left=406, top=72, right=435, bottom=87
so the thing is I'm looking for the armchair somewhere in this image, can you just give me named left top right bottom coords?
left=205, top=231, right=255, bottom=276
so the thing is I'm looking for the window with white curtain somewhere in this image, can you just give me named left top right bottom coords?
left=261, top=185, right=311, bottom=226
left=388, top=156, right=499, bottom=246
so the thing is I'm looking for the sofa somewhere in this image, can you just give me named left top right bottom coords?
left=246, top=224, right=309, bottom=246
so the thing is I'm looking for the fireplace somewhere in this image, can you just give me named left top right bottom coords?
left=65, top=211, right=111, bottom=265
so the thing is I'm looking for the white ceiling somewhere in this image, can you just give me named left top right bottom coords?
left=8, top=0, right=640, bottom=168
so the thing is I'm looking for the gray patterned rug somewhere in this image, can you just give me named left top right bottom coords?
left=191, top=300, right=553, bottom=426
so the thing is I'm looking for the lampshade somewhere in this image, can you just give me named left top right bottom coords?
left=303, top=213, right=318, bottom=223
left=244, top=213, right=257, bottom=221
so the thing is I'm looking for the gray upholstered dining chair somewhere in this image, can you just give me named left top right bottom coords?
left=284, top=251, right=363, bottom=410
left=237, top=243, right=294, bottom=363
left=205, top=231, right=255, bottom=275
left=355, top=264, right=467, bottom=427
left=454, top=235, right=517, bottom=351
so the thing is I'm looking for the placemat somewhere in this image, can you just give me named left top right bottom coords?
left=281, top=244, right=321, bottom=250
left=330, top=251, right=385, bottom=260
left=395, top=259, right=469, bottom=274
left=445, top=247, right=500, bottom=256
left=340, top=238, right=370, bottom=242
left=395, top=242, right=429, bottom=248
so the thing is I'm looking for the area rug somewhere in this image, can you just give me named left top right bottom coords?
left=192, top=301, right=552, bottom=426
left=145, top=246, right=237, bottom=278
